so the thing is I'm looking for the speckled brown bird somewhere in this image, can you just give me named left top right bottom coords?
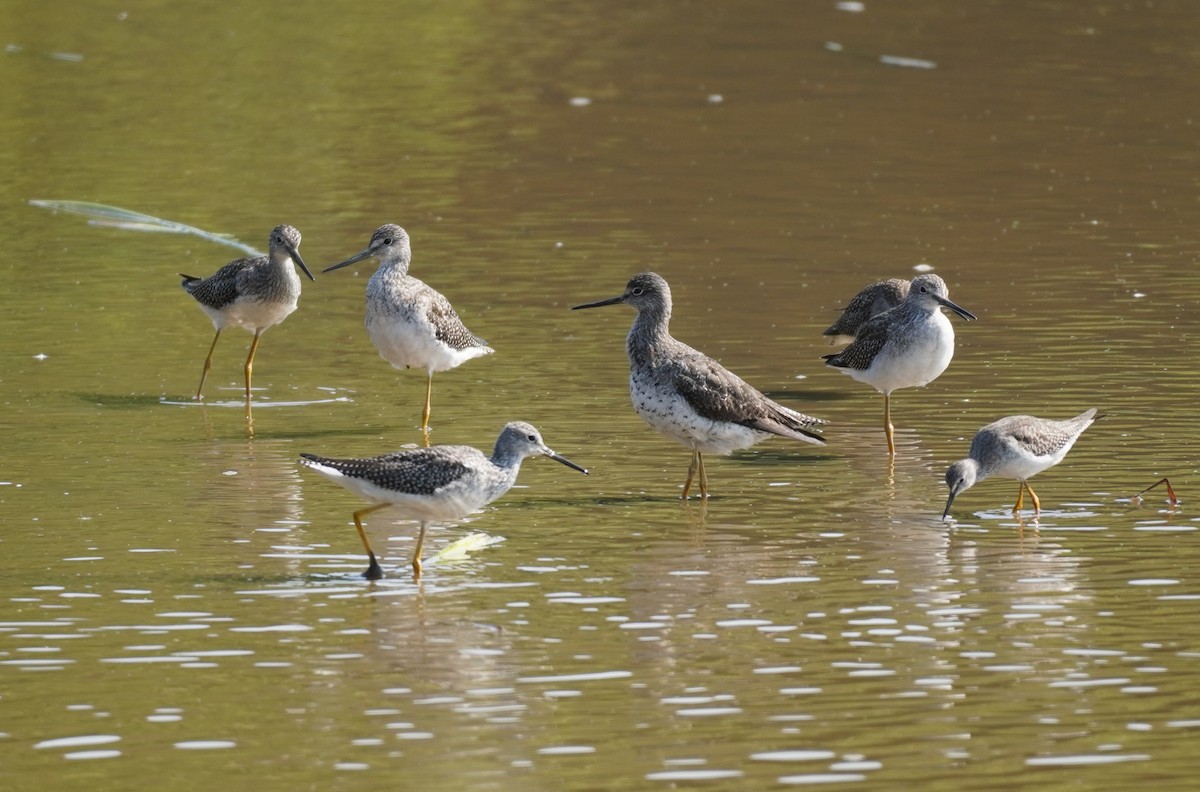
left=180, top=224, right=314, bottom=401
left=573, top=272, right=825, bottom=500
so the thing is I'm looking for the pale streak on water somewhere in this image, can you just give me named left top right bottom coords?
left=3, top=1, right=1200, bottom=790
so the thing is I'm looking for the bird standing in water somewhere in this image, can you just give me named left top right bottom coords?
left=943, top=408, right=1099, bottom=519
left=300, top=421, right=588, bottom=580
left=573, top=272, right=825, bottom=499
left=823, top=273, right=975, bottom=456
left=324, top=225, right=493, bottom=437
left=180, top=224, right=314, bottom=401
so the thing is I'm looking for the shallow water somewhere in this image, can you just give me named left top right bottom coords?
left=3, top=1, right=1200, bottom=789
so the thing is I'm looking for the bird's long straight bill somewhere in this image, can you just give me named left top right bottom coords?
left=572, top=295, right=625, bottom=310
left=289, top=246, right=316, bottom=282
left=549, top=452, right=589, bottom=475
left=942, top=492, right=956, bottom=520
left=322, top=247, right=374, bottom=273
left=935, top=295, right=976, bottom=321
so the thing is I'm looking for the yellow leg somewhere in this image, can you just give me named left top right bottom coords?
left=412, top=522, right=428, bottom=579
left=195, top=328, right=222, bottom=400
left=682, top=450, right=699, bottom=500
left=421, top=372, right=434, bottom=432
left=697, top=452, right=709, bottom=499
left=1026, top=481, right=1041, bottom=514
left=1012, top=481, right=1025, bottom=514
left=883, top=392, right=896, bottom=457
left=353, top=503, right=390, bottom=580
left=243, top=328, right=263, bottom=401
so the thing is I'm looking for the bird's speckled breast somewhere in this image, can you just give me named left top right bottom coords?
left=629, top=366, right=763, bottom=455
left=220, top=264, right=302, bottom=331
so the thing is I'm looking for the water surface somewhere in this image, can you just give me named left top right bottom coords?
left=3, top=1, right=1199, bottom=790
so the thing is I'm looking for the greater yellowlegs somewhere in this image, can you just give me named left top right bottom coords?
left=300, top=421, right=587, bottom=579
left=823, top=273, right=975, bottom=456
left=943, top=408, right=1099, bottom=519
left=180, top=224, right=314, bottom=401
left=573, top=272, right=825, bottom=499
left=323, top=225, right=493, bottom=434
left=823, top=278, right=909, bottom=345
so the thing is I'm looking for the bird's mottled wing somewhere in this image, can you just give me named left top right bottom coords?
left=182, top=258, right=256, bottom=310
left=823, top=314, right=889, bottom=370
left=302, top=449, right=472, bottom=495
left=824, top=279, right=908, bottom=337
left=425, top=291, right=489, bottom=350
left=669, top=347, right=761, bottom=424
left=669, top=346, right=824, bottom=442
left=823, top=287, right=876, bottom=337
left=752, top=401, right=825, bottom=443
left=1003, top=423, right=1074, bottom=458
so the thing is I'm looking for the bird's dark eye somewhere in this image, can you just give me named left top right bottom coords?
left=632, top=287, right=644, bottom=295
left=527, top=434, right=536, bottom=442
left=383, top=237, right=393, bottom=246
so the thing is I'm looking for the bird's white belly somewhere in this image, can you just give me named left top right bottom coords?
left=373, top=486, right=489, bottom=523
left=384, top=488, right=492, bottom=523
left=860, top=316, right=955, bottom=393
left=630, top=374, right=765, bottom=455
left=212, top=297, right=298, bottom=332
left=309, top=463, right=495, bottom=522
left=993, top=442, right=1075, bottom=482
left=367, top=315, right=451, bottom=374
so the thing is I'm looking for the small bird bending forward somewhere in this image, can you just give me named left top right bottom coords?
left=573, top=272, right=825, bottom=499
left=180, top=224, right=314, bottom=401
left=943, top=408, right=1100, bottom=520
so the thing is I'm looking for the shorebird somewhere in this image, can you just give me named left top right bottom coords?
left=943, top=408, right=1100, bottom=519
left=823, top=273, right=975, bottom=456
left=300, top=421, right=587, bottom=579
left=180, top=224, right=314, bottom=401
left=573, top=272, right=825, bottom=499
left=323, top=225, right=493, bottom=434
left=823, top=278, right=909, bottom=345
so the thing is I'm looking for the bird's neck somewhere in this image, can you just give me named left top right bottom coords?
left=907, top=299, right=942, bottom=319
left=269, top=251, right=294, bottom=270
left=626, top=307, right=672, bottom=365
left=377, top=256, right=412, bottom=280
left=488, top=452, right=525, bottom=487
left=268, top=252, right=301, bottom=285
